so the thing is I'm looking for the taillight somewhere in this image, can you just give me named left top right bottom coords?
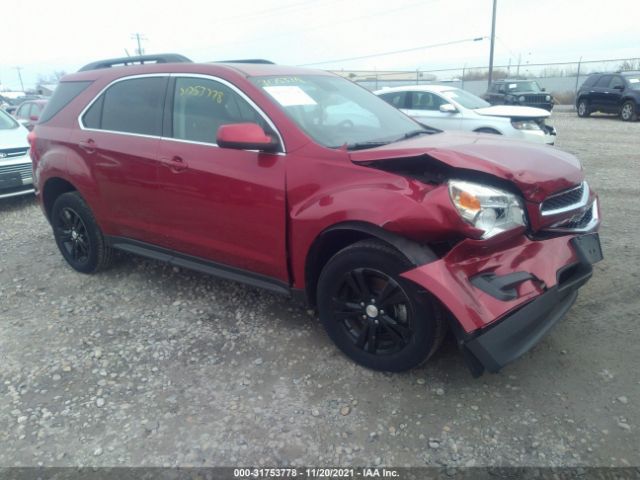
left=27, top=131, right=39, bottom=163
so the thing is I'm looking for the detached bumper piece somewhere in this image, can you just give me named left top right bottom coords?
left=464, top=283, right=579, bottom=375
left=462, top=234, right=601, bottom=376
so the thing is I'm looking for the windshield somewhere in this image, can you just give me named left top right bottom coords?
left=626, top=77, right=640, bottom=90
left=250, top=75, right=430, bottom=149
left=441, top=89, right=490, bottom=109
left=0, top=109, right=19, bottom=130
left=506, top=81, right=541, bottom=92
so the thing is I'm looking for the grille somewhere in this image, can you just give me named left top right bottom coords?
left=562, top=206, right=593, bottom=229
left=0, top=162, right=33, bottom=181
left=0, top=147, right=29, bottom=159
left=541, top=183, right=585, bottom=214
left=524, top=94, right=546, bottom=104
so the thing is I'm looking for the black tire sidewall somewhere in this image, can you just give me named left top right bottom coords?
left=51, top=192, right=102, bottom=274
left=317, top=245, right=437, bottom=372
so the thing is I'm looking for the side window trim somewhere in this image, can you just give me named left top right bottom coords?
left=77, top=73, right=285, bottom=153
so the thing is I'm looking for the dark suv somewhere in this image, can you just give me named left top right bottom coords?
left=576, top=72, right=640, bottom=121
left=30, top=54, right=601, bottom=376
left=483, top=80, right=554, bottom=111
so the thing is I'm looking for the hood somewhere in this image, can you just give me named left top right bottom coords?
left=0, top=125, right=29, bottom=150
left=474, top=105, right=550, bottom=119
left=349, top=132, right=583, bottom=203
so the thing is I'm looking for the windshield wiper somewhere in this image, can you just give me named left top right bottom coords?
left=345, top=141, right=391, bottom=151
left=399, top=127, right=440, bottom=141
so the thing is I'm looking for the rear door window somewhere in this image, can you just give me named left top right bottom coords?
left=379, top=92, right=407, bottom=108
left=99, top=77, right=167, bottom=136
left=595, top=75, right=612, bottom=88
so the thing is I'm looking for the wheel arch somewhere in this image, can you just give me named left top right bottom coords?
left=473, top=126, right=502, bottom=135
left=303, top=221, right=437, bottom=306
left=42, top=177, right=78, bottom=221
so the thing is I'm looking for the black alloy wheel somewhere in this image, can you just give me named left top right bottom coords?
left=332, top=268, right=414, bottom=356
left=317, top=239, right=445, bottom=372
left=51, top=191, right=113, bottom=273
left=55, top=207, right=91, bottom=265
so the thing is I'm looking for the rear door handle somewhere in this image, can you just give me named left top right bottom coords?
left=79, top=139, right=96, bottom=154
left=163, top=155, right=188, bottom=173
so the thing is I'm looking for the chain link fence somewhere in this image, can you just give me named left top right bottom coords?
left=333, top=57, right=640, bottom=105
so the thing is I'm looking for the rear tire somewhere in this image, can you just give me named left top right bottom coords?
left=577, top=99, right=590, bottom=117
left=317, top=239, right=445, bottom=372
left=620, top=101, right=637, bottom=121
left=51, top=192, right=113, bottom=274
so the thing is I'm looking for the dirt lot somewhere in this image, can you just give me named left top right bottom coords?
left=1, top=112, right=639, bottom=468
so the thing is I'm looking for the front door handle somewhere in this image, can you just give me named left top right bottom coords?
left=79, top=139, right=96, bottom=154
left=163, top=156, right=188, bottom=173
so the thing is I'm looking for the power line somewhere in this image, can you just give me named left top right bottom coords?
left=297, top=37, right=486, bottom=67
left=181, top=0, right=436, bottom=59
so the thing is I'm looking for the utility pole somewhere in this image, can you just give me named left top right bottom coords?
left=574, top=56, right=583, bottom=96
left=487, top=0, right=497, bottom=89
left=131, top=33, right=147, bottom=56
left=15, top=66, right=25, bottom=91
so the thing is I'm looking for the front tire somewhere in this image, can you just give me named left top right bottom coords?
left=577, top=99, right=590, bottom=117
left=51, top=192, right=113, bottom=274
left=620, top=101, right=637, bottom=121
left=317, top=240, right=445, bottom=372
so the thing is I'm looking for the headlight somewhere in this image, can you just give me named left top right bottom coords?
left=448, top=180, right=526, bottom=239
left=518, top=95, right=525, bottom=102
left=511, top=119, right=541, bottom=130
left=545, top=95, right=551, bottom=101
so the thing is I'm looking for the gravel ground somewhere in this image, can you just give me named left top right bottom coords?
left=1, top=112, right=639, bottom=468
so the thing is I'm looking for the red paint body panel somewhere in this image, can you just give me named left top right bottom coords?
left=156, top=138, right=288, bottom=280
left=401, top=234, right=579, bottom=333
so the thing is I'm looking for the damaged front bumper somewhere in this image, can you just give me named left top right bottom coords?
left=401, top=232, right=602, bottom=375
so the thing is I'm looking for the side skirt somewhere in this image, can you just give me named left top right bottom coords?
left=105, top=236, right=291, bottom=297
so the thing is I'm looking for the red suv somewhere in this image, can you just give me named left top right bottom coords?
left=30, top=55, right=602, bottom=376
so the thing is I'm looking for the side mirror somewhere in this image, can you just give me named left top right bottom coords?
left=217, top=123, right=279, bottom=152
left=29, top=115, right=39, bottom=122
left=613, top=84, right=624, bottom=91
left=439, top=103, right=457, bottom=113
left=541, top=87, right=546, bottom=92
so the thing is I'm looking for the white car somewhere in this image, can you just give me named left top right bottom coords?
left=0, top=109, right=33, bottom=199
left=375, top=85, right=556, bottom=145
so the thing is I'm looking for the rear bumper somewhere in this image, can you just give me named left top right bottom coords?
left=401, top=232, right=600, bottom=375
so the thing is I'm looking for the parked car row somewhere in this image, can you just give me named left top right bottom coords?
left=25, top=54, right=601, bottom=377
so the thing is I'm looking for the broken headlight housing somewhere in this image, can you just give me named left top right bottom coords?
left=448, top=180, right=526, bottom=239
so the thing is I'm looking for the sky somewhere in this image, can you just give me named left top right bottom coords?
left=1, top=0, right=638, bottom=91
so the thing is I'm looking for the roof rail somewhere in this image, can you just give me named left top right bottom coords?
left=214, top=59, right=275, bottom=64
left=78, top=53, right=193, bottom=72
